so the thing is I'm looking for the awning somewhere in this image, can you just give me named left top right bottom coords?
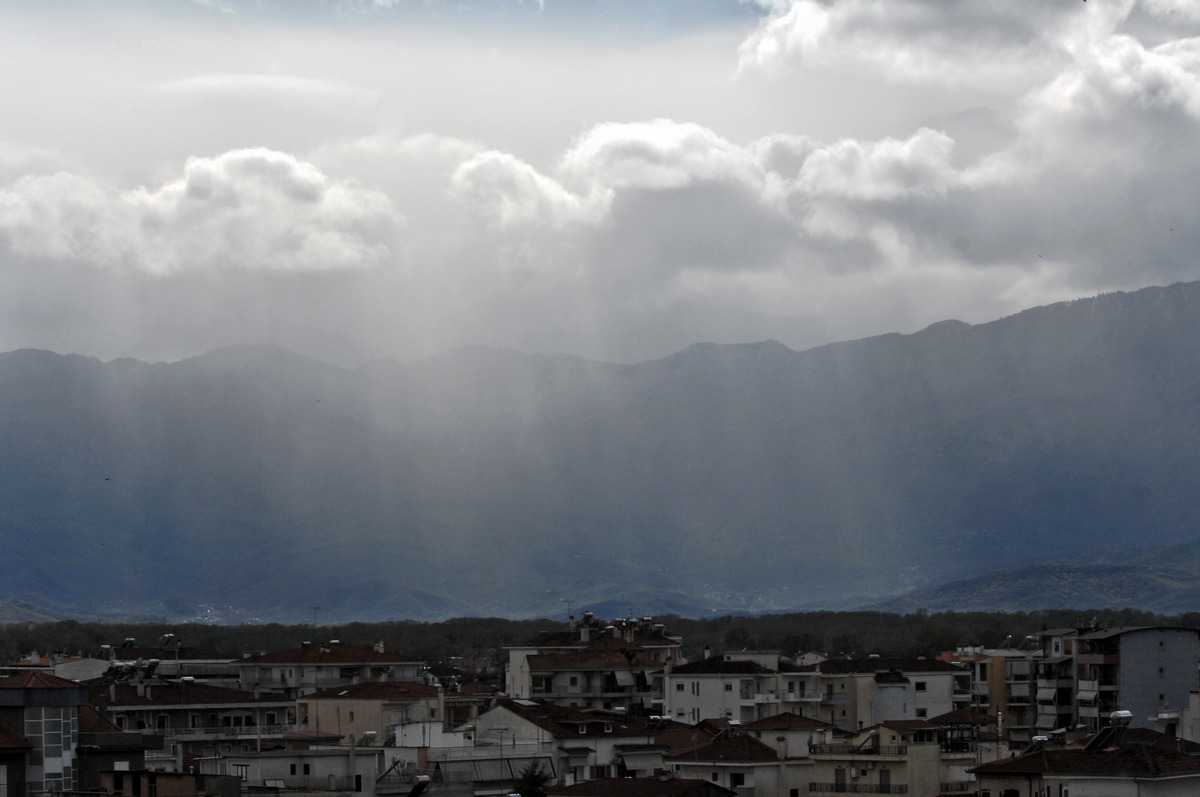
left=614, top=669, right=636, bottom=687
left=1076, top=690, right=1098, bottom=703
left=1036, top=688, right=1056, bottom=700
left=1035, top=715, right=1059, bottom=730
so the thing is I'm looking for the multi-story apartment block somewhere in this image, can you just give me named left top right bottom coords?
left=238, top=641, right=426, bottom=699
left=0, top=672, right=155, bottom=796
left=663, top=658, right=775, bottom=725
left=1073, top=626, right=1200, bottom=733
left=88, top=678, right=295, bottom=770
left=798, top=659, right=965, bottom=732
left=1033, top=628, right=1078, bottom=737
left=506, top=614, right=683, bottom=712
left=295, top=681, right=444, bottom=743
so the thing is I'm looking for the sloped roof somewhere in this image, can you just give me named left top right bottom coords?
left=0, top=672, right=82, bottom=689
left=653, top=725, right=719, bottom=756
left=739, top=712, right=840, bottom=732
left=0, top=717, right=30, bottom=750
left=304, top=681, right=441, bottom=701
left=549, top=777, right=736, bottom=797
left=665, top=734, right=779, bottom=763
left=492, top=698, right=651, bottom=739
left=973, top=744, right=1200, bottom=778
left=669, top=659, right=771, bottom=676
left=79, top=704, right=125, bottom=734
left=927, top=708, right=989, bottom=726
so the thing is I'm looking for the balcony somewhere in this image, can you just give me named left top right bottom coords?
left=809, top=745, right=907, bottom=757
left=939, top=782, right=975, bottom=793
left=809, top=784, right=908, bottom=793
left=146, top=724, right=292, bottom=740
left=822, top=692, right=850, bottom=705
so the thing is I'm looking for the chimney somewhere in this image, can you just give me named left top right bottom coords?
left=375, top=641, right=385, bottom=654
left=581, top=626, right=590, bottom=642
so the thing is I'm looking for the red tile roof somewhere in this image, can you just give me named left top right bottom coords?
left=0, top=717, right=30, bottom=750
left=0, top=672, right=83, bottom=689
left=79, top=704, right=124, bottom=734
left=665, top=734, right=779, bottom=763
left=739, top=713, right=840, bottom=732
left=973, top=744, right=1200, bottom=778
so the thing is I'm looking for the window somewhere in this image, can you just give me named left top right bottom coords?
left=915, top=682, right=927, bottom=692
left=711, top=773, right=719, bottom=782
left=676, top=683, right=685, bottom=692
left=355, top=775, right=363, bottom=792
left=570, top=676, right=579, bottom=686
left=725, top=684, right=733, bottom=692
left=915, top=708, right=927, bottom=718
left=233, top=764, right=248, bottom=779
left=730, top=773, right=745, bottom=788
left=348, top=711, right=355, bottom=721
left=303, top=764, right=311, bottom=776
left=290, top=765, right=297, bottom=776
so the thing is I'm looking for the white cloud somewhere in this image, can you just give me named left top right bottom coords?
left=451, top=151, right=606, bottom=230
left=0, top=148, right=399, bottom=274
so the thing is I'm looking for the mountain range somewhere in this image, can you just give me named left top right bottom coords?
left=4, top=281, right=1200, bottom=623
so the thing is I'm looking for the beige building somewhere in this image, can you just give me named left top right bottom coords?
left=296, top=681, right=444, bottom=743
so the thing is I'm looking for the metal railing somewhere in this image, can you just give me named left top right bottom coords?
left=809, top=783, right=908, bottom=793
left=809, top=745, right=907, bottom=756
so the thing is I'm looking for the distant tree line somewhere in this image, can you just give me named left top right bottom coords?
left=2, top=609, right=1195, bottom=672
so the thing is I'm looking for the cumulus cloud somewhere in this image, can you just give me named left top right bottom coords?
left=738, top=0, right=1085, bottom=84
left=0, top=148, right=398, bottom=274
left=451, top=151, right=606, bottom=229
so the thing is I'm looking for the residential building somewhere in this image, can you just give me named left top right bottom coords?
left=238, top=642, right=426, bottom=699
left=197, top=744, right=386, bottom=797
left=103, top=769, right=242, bottom=797
left=663, top=658, right=775, bottom=725
left=972, top=743, right=1200, bottom=796
left=87, top=679, right=294, bottom=770
left=505, top=615, right=683, bottom=712
left=796, top=659, right=965, bottom=732
left=296, top=682, right=444, bottom=743
left=1073, top=627, right=1200, bottom=733
left=665, top=731, right=810, bottom=797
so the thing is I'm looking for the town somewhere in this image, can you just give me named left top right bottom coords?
left=3, top=614, right=1200, bottom=797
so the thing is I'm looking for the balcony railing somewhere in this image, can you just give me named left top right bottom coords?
left=144, top=724, right=292, bottom=737
left=809, top=783, right=908, bottom=793
left=939, top=782, right=975, bottom=793
left=809, top=745, right=907, bottom=756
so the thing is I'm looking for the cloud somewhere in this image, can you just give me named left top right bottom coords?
left=0, top=148, right=399, bottom=274
left=738, top=0, right=1095, bottom=85
left=451, top=151, right=606, bottom=229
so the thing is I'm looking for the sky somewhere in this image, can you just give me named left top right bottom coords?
left=1, top=0, right=1199, bottom=366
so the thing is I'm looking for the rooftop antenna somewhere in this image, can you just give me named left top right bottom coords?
left=310, top=606, right=320, bottom=627
left=562, top=599, right=574, bottom=624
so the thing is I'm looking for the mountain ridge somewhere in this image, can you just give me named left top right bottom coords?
left=4, top=281, right=1200, bottom=622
